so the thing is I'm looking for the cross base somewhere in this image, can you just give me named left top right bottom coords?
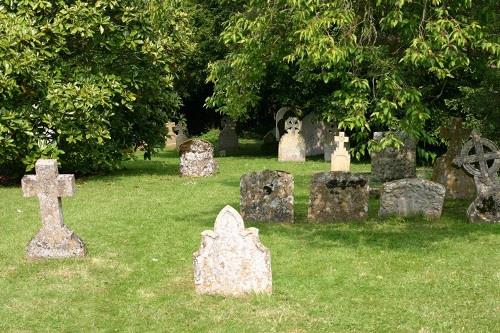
left=467, top=177, right=500, bottom=224
left=27, top=225, right=86, bottom=259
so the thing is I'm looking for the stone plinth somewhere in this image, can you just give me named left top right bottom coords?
left=193, top=205, right=272, bottom=296
left=371, top=132, right=416, bottom=182
left=379, top=179, right=446, bottom=219
left=240, top=170, right=294, bottom=222
left=179, top=139, right=218, bottom=177
left=308, top=172, right=368, bottom=222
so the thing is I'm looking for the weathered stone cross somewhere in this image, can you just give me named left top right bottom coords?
left=454, top=130, right=500, bottom=180
left=22, top=159, right=85, bottom=258
left=285, top=117, right=301, bottom=135
left=334, top=132, right=349, bottom=152
left=166, top=122, right=176, bottom=136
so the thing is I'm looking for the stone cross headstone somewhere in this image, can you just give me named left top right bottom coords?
left=278, top=117, right=306, bottom=162
left=175, top=123, right=189, bottom=151
left=432, top=118, right=475, bottom=199
left=331, top=132, right=350, bottom=172
left=453, top=130, right=500, bottom=223
left=301, top=113, right=327, bottom=156
left=179, top=139, right=218, bottom=177
left=21, top=159, right=85, bottom=258
left=218, top=117, right=239, bottom=153
left=164, top=121, right=177, bottom=149
left=193, top=205, right=272, bottom=296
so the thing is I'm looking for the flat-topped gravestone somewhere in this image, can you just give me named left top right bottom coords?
left=179, top=139, right=218, bottom=177
left=371, top=132, right=416, bottom=182
left=331, top=132, right=350, bottom=172
left=301, top=113, right=327, bottom=156
left=240, top=170, right=294, bottom=222
left=21, top=159, right=85, bottom=259
left=193, top=205, right=272, bottom=296
left=432, top=118, right=475, bottom=199
left=308, top=172, right=369, bottom=222
left=175, top=123, right=189, bottom=151
left=379, top=179, right=446, bottom=219
left=278, top=117, right=306, bottom=162
left=165, top=121, right=177, bottom=149
left=218, top=117, right=239, bottom=153
left=454, top=130, right=500, bottom=223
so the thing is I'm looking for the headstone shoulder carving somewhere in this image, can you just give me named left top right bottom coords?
left=278, top=117, right=306, bottom=162
left=21, top=159, right=85, bottom=258
left=331, top=132, right=350, bottom=172
left=179, top=139, right=218, bottom=177
left=193, top=205, right=272, bottom=296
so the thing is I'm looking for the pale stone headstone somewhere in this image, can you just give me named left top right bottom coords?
left=432, top=118, right=475, bottom=199
left=240, top=170, right=294, bottom=222
left=21, top=159, right=85, bottom=259
left=308, top=172, right=369, bottom=222
left=371, top=132, right=417, bottom=181
left=179, top=139, right=218, bottom=177
left=278, top=117, right=306, bottom=162
left=193, top=205, right=272, bottom=296
left=331, top=132, right=350, bottom=172
left=453, top=130, right=500, bottom=223
left=379, top=179, right=446, bottom=219
left=164, top=122, right=177, bottom=149
left=175, top=123, right=189, bottom=151
left=301, top=113, right=327, bottom=156
left=218, top=117, right=239, bottom=153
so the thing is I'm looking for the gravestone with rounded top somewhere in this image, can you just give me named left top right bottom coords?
left=240, top=170, right=294, bottom=222
left=179, top=139, right=218, bottom=177
left=165, top=121, right=177, bottom=149
left=453, top=130, right=500, bottom=223
left=21, top=159, right=85, bottom=258
left=278, top=117, right=306, bottom=162
left=331, top=132, right=350, bottom=172
left=193, top=205, right=272, bottom=296
left=218, top=117, right=239, bottom=153
left=371, top=132, right=416, bottom=181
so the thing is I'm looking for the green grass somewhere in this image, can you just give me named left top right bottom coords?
left=1, top=140, right=499, bottom=332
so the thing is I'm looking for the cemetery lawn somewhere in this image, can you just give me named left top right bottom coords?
left=1, top=140, right=499, bottom=333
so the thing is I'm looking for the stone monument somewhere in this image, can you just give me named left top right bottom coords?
left=21, top=159, right=85, bottom=259
left=331, top=132, right=350, bottom=172
left=193, top=205, right=272, bottom=296
left=308, top=172, right=369, bottom=222
left=301, top=113, right=327, bottom=156
left=165, top=121, right=177, bottom=150
left=432, top=117, right=475, bottom=199
left=240, top=170, right=294, bottom=222
left=371, top=132, right=417, bottom=181
left=278, top=117, right=306, bottom=162
left=218, top=117, right=239, bottom=153
left=175, top=123, right=189, bottom=151
left=379, top=179, right=446, bottom=219
left=179, top=139, right=218, bottom=177
left=454, top=130, right=500, bottom=223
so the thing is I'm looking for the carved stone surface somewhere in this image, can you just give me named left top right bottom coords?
left=308, top=172, right=369, bottom=222
left=193, top=205, right=272, bottom=296
left=165, top=121, right=177, bottom=149
left=179, top=139, right=218, bottom=177
left=21, top=159, right=85, bottom=259
left=379, top=179, right=446, bottom=219
left=432, top=118, right=475, bottom=199
left=331, top=132, right=350, bottom=172
left=240, top=170, right=294, bottom=222
left=301, top=113, right=327, bottom=156
left=218, top=117, right=239, bottom=153
left=278, top=117, right=306, bottom=162
left=454, top=130, right=500, bottom=223
left=175, top=123, right=189, bottom=151
left=371, top=132, right=417, bottom=182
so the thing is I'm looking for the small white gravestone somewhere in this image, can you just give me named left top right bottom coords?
left=165, top=121, right=177, bottom=149
left=193, top=205, right=272, bottom=296
left=331, top=132, right=350, bottom=172
left=21, top=159, right=85, bottom=258
left=278, top=117, right=306, bottom=162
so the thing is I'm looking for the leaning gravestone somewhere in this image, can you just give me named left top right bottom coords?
left=432, top=118, right=475, bottom=199
left=379, top=179, right=446, bottom=219
left=278, top=117, right=306, bottom=162
left=454, top=130, right=500, bottom=223
left=371, top=132, right=417, bottom=181
left=331, top=132, right=350, bottom=172
left=165, top=121, right=177, bottom=149
left=193, top=205, right=272, bottom=296
left=21, top=159, right=85, bottom=258
left=240, top=170, right=294, bottom=222
left=301, top=113, right=327, bottom=157
left=308, top=172, right=369, bottom=222
left=175, top=123, right=189, bottom=151
left=179, top=139, right=218, bottom=177
left=218, top=117, right=239, bottom=153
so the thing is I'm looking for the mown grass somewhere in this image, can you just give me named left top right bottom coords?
left=0, top=140, right=498, bottom=332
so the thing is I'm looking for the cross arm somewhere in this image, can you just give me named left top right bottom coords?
left=57, top=174, right=76, bottom=197
left=21, top=175, right=38, bottom=197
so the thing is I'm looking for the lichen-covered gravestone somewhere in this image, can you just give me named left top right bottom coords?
left=240, top=170, right=294, bottom=222
left=278, top=117, right=306, bottom=162
left=301, top=113, right=327, bottom=156
left=432, top=117, right=475, bottom=199
left=175, top=123, right=189, bottom=151
left=179, top=139, right=218, bottom=177
left=331, top=132, right=350, bottom=172
left=164, top=121, right=177, bottom=149
left=218, top=117, right=239, bottom=153
left=379, top=179, right=446, bottom=219
left=371, top=132, right=416, bottom=181
left=308, top=172, right=369, bottom=222
left=21, top=159, right=85, bottom=258
left=193, top=205, right=272, bottom=296
left=453, top=130, right=500, bottom=223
